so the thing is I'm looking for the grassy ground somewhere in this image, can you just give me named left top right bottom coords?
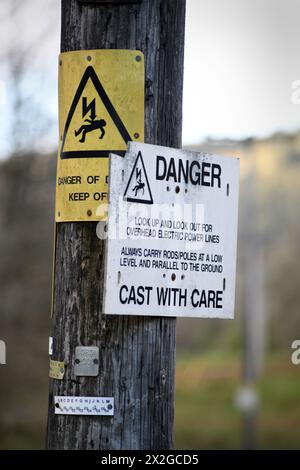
left=175, top=351, right=300, bottom=449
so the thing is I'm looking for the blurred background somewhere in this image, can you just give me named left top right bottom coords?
left=1, top=0, right=300, bottom=449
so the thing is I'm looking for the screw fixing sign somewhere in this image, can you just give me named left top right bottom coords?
left=55, top=50, right=144, bottom=222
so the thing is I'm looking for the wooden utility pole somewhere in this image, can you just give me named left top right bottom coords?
left=46, top=0, right=186, bottom=450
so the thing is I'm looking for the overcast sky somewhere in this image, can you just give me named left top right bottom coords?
left=184, top=0, right=300, bottom=143
left=1, top=0, right=300, bottom=156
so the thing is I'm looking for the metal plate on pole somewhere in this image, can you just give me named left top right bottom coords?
left=104, top=142, right=239, bottom=319
left=55, top=50, right=144, bottom=222
left=74, top=346, right=99, bottom=376
left=78, top=1, right=142, bottom=4
left=54, top=396, right=114, bottom=416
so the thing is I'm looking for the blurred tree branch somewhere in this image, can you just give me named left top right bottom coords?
left=0, top=0, right=58, bottom=155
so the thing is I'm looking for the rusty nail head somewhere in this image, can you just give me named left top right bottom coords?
left=87, top=210, right=92, bottom=216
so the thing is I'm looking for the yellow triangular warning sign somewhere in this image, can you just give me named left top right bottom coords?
left=56, top=50, right=144, bottom=222
left=61, top=66, right=132, bottom=159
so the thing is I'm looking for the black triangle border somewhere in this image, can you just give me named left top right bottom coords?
left=123, top=151, right=153, bottom=205
left=60, top=65, right=132, bottom=159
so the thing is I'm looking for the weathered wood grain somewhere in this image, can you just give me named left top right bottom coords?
left=46, top=0, right=186, bottom=450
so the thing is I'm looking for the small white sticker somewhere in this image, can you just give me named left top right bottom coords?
left=49, top=337, right=53, bottom=356
left=54, top=396, right=114, bottom=416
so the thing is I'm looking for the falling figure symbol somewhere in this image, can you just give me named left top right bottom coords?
left=132, top=167, right=145, bottom=196
left=75, top=116, right=107, bottom=143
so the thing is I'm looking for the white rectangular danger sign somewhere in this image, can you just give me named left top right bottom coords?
left=103, top=142, right=239, bottom=318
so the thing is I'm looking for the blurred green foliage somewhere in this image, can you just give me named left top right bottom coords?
left=175, top=352, right=300, bottom=449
